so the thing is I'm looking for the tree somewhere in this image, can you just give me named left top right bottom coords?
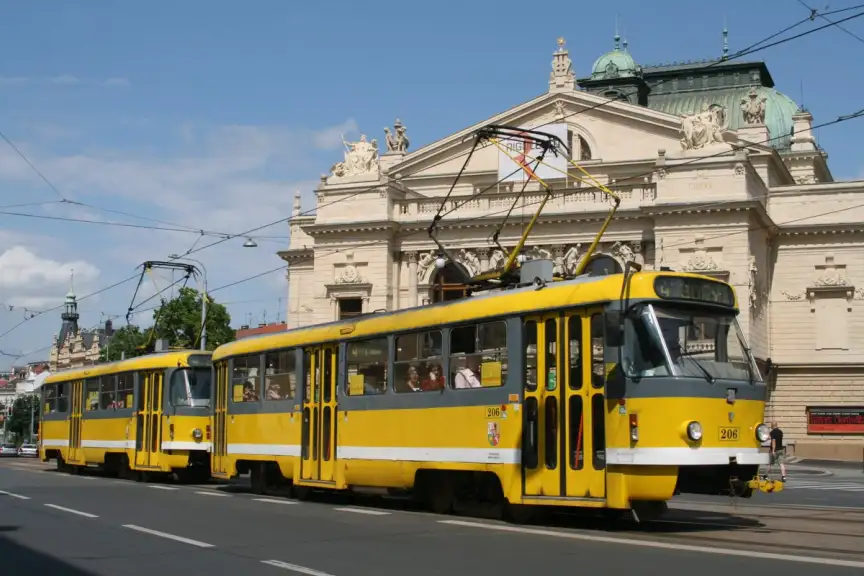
left=7, top=394, right=39, bottom=442
left=100, top=324, right=148, bottom=362
left=152, top=287, right=234, bottom=351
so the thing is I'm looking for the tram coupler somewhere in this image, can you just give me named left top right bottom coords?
left=747, top=477, right=784, bottom=493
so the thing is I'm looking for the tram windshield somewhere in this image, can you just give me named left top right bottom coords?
left=625, top=304, right=761, bottom=383
left=169, top=367, right=212, bottom=407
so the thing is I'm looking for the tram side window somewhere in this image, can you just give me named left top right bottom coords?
left=590, top=314, right=605, bottom=388
left=568, top=316, right=583, bottom=390
left=265, top=350, right=296, bottom=401
left=232, top=355, right=260, bottom=402
left=394, top=330, right=444, bottom=393
left=56, top=382, right=69, bottom=413
left=450, top=321, right=508, bottom=389
left=42, top=384, right=58, bottom=414
left=116, top=373, right=134, bottom=408
left=85, top=378, right=100, bottom=411
left=345, top=338, right=388, bottom=396
left=56, top=383, right=69, bottom=413
left=100, top=375, right=117, bottom=409
left=524, top=321, right=538, bottom=392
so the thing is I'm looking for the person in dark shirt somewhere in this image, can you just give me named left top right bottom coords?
left=768, top=421, right=787, bottom=481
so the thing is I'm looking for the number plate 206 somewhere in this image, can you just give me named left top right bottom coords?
left=719, top=427, right=740, bottom=441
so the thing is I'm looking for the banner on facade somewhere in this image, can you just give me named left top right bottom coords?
left=497, top=123, right=569, bottom=183
left=806, top=406, right=864, bottom=434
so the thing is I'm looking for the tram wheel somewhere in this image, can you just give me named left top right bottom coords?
left=426, top=479, right=454, bottom=515
left=55, top=456, right=66, bottom=473
left=292, top=485, right=313, bottom=501
left=250, top=463, right=267, bottom=495
left=504, top=503, right=535, bottom=524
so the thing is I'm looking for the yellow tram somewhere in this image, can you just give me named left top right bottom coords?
left=39, top=350, right=213, bottom=482
left=211, top=268, right=780, bottom=519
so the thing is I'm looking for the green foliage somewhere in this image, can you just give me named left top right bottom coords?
left=151, top=287, right=234, bottom=351
left=100, top=324, right=148, bottom=362
left=104, top=287, right=234, bottom=360
left=6, top=394, right=39, bottom=441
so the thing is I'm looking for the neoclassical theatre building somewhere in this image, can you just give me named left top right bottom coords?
left=281, top=37, right=864, bottom=460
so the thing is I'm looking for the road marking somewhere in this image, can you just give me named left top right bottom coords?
left=0, top=489, right=30, bottom=500
left=194, top=490, right=229, bottom=497
left=44, top=504, right=98, bottom=518
left=123, top=524, right=214, bottom=548
left=333, top=507, right=390, bottom=516
left=254, top=498, right=298, bottom=505
left=149, top=485, right=179, bottom=491
left=261, top=560, right=334, bottom=575
left=439, top=519, right=864, bottom=569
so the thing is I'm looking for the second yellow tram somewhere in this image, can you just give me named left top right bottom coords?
left=39, top=350, right=213, bottom=482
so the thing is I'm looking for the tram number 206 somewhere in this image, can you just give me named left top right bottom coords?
left=718, top=427, right=740, bottom=441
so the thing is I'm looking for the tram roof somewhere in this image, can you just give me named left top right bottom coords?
left=214, top=270, right=737, bottom=361
left=44, top=349, right=212, bottom=384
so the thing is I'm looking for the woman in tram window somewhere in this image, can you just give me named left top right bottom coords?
left=421, top=362, right=445, bottom=391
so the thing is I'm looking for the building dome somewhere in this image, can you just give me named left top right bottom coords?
left=648, top=84, right=801, bottom=150
left=590, top=34, right=641, bottom=80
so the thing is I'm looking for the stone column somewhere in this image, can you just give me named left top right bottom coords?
left=407, top=252, right=418, bottom=307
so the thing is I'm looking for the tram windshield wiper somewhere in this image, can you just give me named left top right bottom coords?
left=675, top=350, right=715, bottom=384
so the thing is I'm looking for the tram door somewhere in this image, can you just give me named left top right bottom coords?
left=135, top=371, right=163, bottom=468
left=67, top=380, right=84, bottom=464
left=300, top=345, right=338, bottom=483
left=522, top=310, right=606, bottom=499
left=211, top=362, right=229, bottom=477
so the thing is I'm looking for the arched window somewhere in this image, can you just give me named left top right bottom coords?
left=579, top=135, right=592, bottom=161
left=583, top=255, right=622, bottom=277
left=568, top=130, right=593, bottom=162
left=431, top=262, right=469, bottom=303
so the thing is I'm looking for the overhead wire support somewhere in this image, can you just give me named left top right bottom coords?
left=427, top=124, right=570, bottom=289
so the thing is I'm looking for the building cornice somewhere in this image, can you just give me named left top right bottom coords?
left=776, top=223, right=864, bottom=236
left=769, top=180, right=864, bottom=196
left=278, top=247, right=314, bottom=263
left=302, top=221, right=399, bottom=237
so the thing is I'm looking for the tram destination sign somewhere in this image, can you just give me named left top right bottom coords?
left=654, top=276, right=735, bottom=307
left=806, top=407, right=864, bottom=434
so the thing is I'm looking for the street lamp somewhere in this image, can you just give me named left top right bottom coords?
left=243, top=237, right=258, bottom=248
left=168, top=255, right=208, bottom=351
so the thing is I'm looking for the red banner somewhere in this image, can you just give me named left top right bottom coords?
left=807, top=407, right=864, bottom=434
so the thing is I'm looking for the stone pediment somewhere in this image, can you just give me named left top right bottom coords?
left=388, top=91, right=687, bottom=180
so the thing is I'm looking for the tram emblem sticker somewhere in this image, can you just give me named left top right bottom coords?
left=726, top=388, right=737, bottom=404
left=487, top=422, right=500, bottom=447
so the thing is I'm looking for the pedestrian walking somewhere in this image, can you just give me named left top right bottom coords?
left=767, top=421, right=787, bottom=482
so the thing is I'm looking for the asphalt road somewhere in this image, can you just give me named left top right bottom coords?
left=0, top=459, right=862, bottom=575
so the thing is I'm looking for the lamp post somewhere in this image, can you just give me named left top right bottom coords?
left=168, top=255, right=208, bottom=351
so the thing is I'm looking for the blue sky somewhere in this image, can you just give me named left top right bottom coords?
left=0, top=0, right=862, bottom=368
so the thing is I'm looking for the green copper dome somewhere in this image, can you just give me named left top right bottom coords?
left=591, top=34, right=642, bottom=80
left=648, top=85, right=800, bottom=149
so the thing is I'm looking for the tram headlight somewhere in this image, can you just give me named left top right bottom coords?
left=192, top=428, right=203, bottom=440
left=686, top=421, right=703, bottom=441
left=755, top=423, right=770, bottom=443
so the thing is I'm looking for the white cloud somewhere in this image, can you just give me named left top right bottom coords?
left=0, top=118, right=355, bottom=353
left=0, top=246, right=100, bottom=308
